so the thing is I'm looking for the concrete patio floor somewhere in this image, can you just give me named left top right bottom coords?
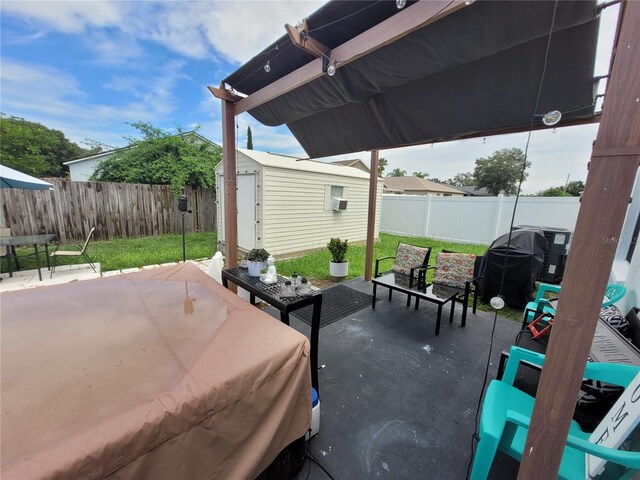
left=263, top=277, right=522, bottom=479
left=0, top=259, right=213, bottom=293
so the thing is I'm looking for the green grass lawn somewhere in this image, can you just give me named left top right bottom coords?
left=1, top=230, right=523, bottom=321
left=1, top=231, right=218, bottom=274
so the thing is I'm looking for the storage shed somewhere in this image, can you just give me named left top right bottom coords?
left=215, top=148, right=383, bottom=257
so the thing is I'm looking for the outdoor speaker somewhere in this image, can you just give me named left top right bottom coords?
left=178, top=195, right=188, bottom=212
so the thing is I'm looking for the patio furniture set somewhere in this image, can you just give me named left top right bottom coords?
left=0, top=227, right=96, bottom=281
left=372, top=242, right=481, bottom=335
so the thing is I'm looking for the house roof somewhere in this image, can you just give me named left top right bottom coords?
left=451, top=185, right=493, bottom=196
left=383, top=176, right=465, bottom=194
left=223, top=1, right=600, bottom=158
left=224, top=149, right=373, bottom=180
left=63, top=131, right=219, bottom=166
left=328, top=159, right=370, bottom=172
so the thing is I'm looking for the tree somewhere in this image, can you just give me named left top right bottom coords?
left=473, top=148, right=530, bottom=195
left=91, top=122, right=222, bottom=197
left=413, top=171, right=429, bottom=179
left=377, top=157, right=388, bottom=177
left=537, top=186, right=572, bottom=197
left=446, top=171, right=475, bottom=186
left=0, top=114, right=91, bottom=177
left=388, top=168, right=406, bottom=177
left=247, top=126, right=253, bottom=150
left=565, top=180, right=584, bottom=196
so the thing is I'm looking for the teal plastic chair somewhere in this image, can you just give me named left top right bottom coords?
left=523, top=283, right=627, bottom=327
left=470, top=346, right=640, bottom=480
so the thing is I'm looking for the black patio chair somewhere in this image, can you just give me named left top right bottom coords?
left=422, top=251, right=483, bottom=326
left=374, top=242, right=431, bottom=306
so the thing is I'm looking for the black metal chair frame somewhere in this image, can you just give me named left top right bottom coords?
left=374, top=243, right=432, bottom=307
left=420, top=253, right=483, bottom=326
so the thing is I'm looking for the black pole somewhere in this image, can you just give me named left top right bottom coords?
left=181, top=212, right=186, bottom=262
left=178, top=194, right=191, bottom=263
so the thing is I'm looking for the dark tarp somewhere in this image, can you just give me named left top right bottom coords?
left=481, top=228, right=548, bottom=308
left=224, top=1, right=599, bottom=158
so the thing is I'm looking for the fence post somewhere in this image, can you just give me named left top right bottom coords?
left=493, top=194, right=504, bottom=240
left=423, top=195, right=432, bottom=237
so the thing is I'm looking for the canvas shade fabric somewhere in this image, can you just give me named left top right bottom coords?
left=1, top=263, right=311, bottom=480
left=392, top=243, right=430, bottom=276
left=433, top=253, right=477, bottom=289
left=224, top=1, right=600, bottom=158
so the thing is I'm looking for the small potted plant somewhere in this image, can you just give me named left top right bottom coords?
left=246, top=248, right=270, bottom=277
left=328, top=238, right=349, bottom=277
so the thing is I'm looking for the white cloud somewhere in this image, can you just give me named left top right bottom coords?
left=0, top=1, right=125, bottom=33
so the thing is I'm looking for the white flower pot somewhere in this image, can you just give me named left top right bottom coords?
left=329, top=261, right=349, bottom=278
left=247, top=260, right=266, bottom=277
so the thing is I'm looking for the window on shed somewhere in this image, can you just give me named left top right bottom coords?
left=325, top=185, right=348, bottom=210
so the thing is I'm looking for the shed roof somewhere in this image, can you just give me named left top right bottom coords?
left=223, top=1, right=600, bottom=158
left=383, top=176, right=465, bottom=194
left=230, top=148, right=373, bottom=180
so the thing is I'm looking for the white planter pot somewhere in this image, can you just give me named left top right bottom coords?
left=329, top=261, right=349, bottom=277
left=247, top=260, right=266, bottom=277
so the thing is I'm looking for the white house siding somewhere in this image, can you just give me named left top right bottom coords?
left=610, top=170, right=640, bottom=315
left=262, top=167, right=382, bottom=256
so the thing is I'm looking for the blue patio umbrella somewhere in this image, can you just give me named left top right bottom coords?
left=0, top=165, right=53, bottom=190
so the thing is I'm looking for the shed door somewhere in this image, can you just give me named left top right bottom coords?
left=218, top=174, right=257, bottom=250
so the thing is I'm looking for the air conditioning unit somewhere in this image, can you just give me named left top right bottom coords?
left=331, top=197, right=348, bottom=211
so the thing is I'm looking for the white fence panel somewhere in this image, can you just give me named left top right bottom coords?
left=380, top=194, right=580, bottom=244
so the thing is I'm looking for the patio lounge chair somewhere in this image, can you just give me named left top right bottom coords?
left=422, top=252, right=482, bottom=326
left=471, top=346, right=640, bottom=480
left=523, top=283, right=627, bottom=327
left=374, top=242, right=431, bottom=306
left=50, top=227, right=97, bottom=277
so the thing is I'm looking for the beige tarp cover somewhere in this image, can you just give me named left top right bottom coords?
left=1, top=263, right=311, bottom=479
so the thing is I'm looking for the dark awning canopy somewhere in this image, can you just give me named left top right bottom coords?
left=223, top=0, right=600, bottom=158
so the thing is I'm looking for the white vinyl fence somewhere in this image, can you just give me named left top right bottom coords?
left=380, top=194, right=580, bottom=245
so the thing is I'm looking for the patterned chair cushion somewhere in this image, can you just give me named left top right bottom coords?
left=433, top=253, right=477, bottom=289
left=392, top=243, right=430, bottom=276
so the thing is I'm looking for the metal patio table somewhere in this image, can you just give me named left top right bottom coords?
left=221, top=267, right=323, bottom=395
left=372, top=272, right=457, bottom=336
left=1, top=234, right=57, bottom=281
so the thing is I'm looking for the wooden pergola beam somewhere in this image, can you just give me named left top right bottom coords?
left=285, top=20, right=330, bottom=59
left=235, top=0, right=467, bottom=114
left=518, top=1, right=640, bottom=478
left=208, top=85, right=242, bottom=103
left=221, top=99, right=239, bottom=276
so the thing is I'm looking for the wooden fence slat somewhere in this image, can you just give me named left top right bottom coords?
left=1, top=179, right=215, bottom=241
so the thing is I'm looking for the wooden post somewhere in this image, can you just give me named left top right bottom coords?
left=518, top=2, right=640, bottom=478
left=221, top=99, right=238, bottom=272
left=364, top=150, right=379, bottom=281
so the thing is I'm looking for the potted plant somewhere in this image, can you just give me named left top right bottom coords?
left=246, top=248, right=270, bottom=277
left=328, top=238, right=349, bottom=277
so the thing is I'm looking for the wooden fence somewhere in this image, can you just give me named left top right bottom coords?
left=0, top=179, right=216, bottom=242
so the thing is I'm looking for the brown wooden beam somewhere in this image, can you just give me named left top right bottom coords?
left=235, top=0, right=467, bottom=114
left=208, top=85, right=242, bottom=103
left=364, top=150, right=380, bottom=282
left=518, top=2, right=640, bottom=478
left=285, top=21, right=329, bottom=59
left=221, top=99, right=238, bottom=277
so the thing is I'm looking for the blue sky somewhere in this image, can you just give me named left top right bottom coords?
left=0, top=1, right=620, bottom=194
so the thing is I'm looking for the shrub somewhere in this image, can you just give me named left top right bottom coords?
left=246, top=248, right=270, bottom=262
left=327, top=238, right=348, bottom=263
